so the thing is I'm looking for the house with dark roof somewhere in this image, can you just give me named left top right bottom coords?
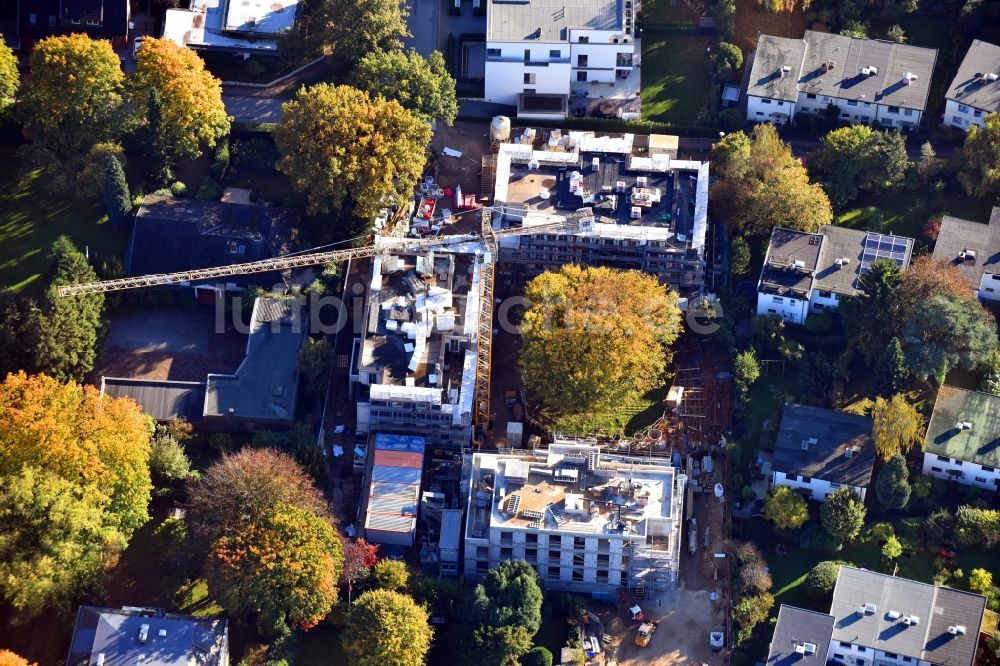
left=756, top=225, right=914, bottom=324
left=746, top=31, right=937, bottom=128
left=4, top=0, right=130, bottom=51
left=944, top=40, right=1000, bottom=130
left=767, top=605, right=835, bottom=666
left=100, top=297, right=305, bottom=431
left=771, top=403, right=875, bottom=501
left=921, top=385, right=1000, bottom=491
left=769, top=567, right=987, bottom=666
left=66, top=606, right=228, bottom=666
left=931, top=207, right=1000, bottom=301
left=125, top=195, right=294, bottom=303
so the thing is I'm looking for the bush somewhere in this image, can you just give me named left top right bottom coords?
left=806, top=561, right=843, bottom=600
left=153, top=187, right=173, bottom=196
left=233, top=137, right=280, bottom=174
left=78, top=142, right=126, bottom=201
left=210, top=137, right=231, bottom=181
left=243, top=59, right=266, bottom=79
left=170, top=181, right=187, bottom=196
left=196, top=177, right=224, bottom=201
left=522, top=646, right=554, bottom=666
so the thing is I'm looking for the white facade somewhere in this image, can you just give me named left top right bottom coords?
left=755, top=291, right=810, bottom=324
left=828, top=640, right=930, bottom=666
left=921, top=451, right=1000, bottom=491
left=746, top=95, right=797, bottom=124
left=975, top=269, right=1000, bottom=301
left=748, top=92, right=924, bottom=128
left=772, top=470, right=867, bottom=502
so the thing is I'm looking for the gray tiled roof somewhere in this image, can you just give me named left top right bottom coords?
left=925, top=385, right=1000, bottom=470
left=748, top=31, right=937, bottom=111
left=946, top=40, right=1000, bottom=112
left=773, top=403, right=875, bottom=488
left=812, top=225, right=914, bottom=297
left=931, top=207, right=1000, bottom=291
left=767, top=605, right=835, bottom=666
left=487, top=0, right=622, bottom=42
left=830, top=566, right=986, bottom=666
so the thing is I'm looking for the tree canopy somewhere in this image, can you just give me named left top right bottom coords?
left=307, top=0, right=409, bottom=67
left=130, top=37, right=230, bottom=161
left=959, top=113, right=1000, bottom=198
left=820, top=487, right=866, bottom=544
left=808, top=125, right=909, bottom=208
left=0, top=651, right=33, bottom=666
left=275, top=84, right=431, bottom=219
left=0, top=42, right=18, bottom=114
left=352, top=49, right=458, bottom=125
left=805, top=561, right=842, bottom=600
left=21, top=34, right=124, bottom=156
left=0, top=372, right=153, bottom=617
left=903, top=294, right=998, bottom=380
left=519, top=265, right=682, bottom=415
left=373, top=559, right=410, bottom=591
left=876, top=453, right=911, bottom=509
left=764, top=485, right=809, bottom=529
left=710, top=124, right=832, bottom=234
left=733, top=348, right=761, bottom=394
left=871, top=394, right=925, bottom=461
left=464, top=560, right=543, bottom=665
left=342, top=589, right=433, bottom=666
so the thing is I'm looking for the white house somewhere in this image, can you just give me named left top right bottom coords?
left=931, top=207, right=1000, bottom=301
left=756, top=226, right=914, bottom=324
left=943, top=40, right=1000, bottom=130
left=484, top=0, right=639, bottom=118
left=770, top=567, right=987, bottom=666
left=922, top=385, right=1000, bottom=491
left=746, top=31, right=937, bottom=128
left=771, top=403, right=875, bottom=502
left=163, top=0, right=299, bottom=55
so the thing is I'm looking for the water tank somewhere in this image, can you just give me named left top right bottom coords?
left=490, top=115, right=511, bottom=142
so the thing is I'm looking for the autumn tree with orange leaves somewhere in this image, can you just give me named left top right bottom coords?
left=0, top=650, right=34, bottom=666
left=0, top=373, right=153, bottom=618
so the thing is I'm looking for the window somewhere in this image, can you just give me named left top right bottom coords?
left=767, top=308, right=777, bottom=313
left=857, top=647, right=866, bottom=654
left=976, top=477, right=988, bottom=483
left=71, top=18, right=81, bottom=24
left=983, top=465, right=995, bottom=473
left=524, top=49, right=530, bottom=61
left=548, top=566, right=561, bottom=580
left=577, top=54, right=588, bottom=67
left=987, top=287, right=996, bottom=293
left=578, top=35, right=589, bottom=43
left=955, top=460, right=964, bottom=466
left=576, top=71, right=587, bottom=82
left=523, top=73, right=536, bottom=84
left=807, top=93, right=817, bottom=99
left=841, top=113, right=850, bottom=118
left=834, top=656, right=845, bottom=662
left=904, top=108, right=913, bottom=117
left=953, top=116, right=963, bottom=124
left=86, top=18, right=100, bottom=25
left=549, top=49, right=561, bottom=58
left=888, top=106, right=900, bottom=114
left=931, top=466, right=943, bottom=473
left=975, top=109, right=983, bottom=117
left=777, top=101, right=784, bottom=106
left=762, top=98, right=772, bottom=105
left=500, top=547, right=513, bottom=559
left=885, top=653, right=897, bottom=659
left=487, top=48, right=501, bottom=57
left=28, top=13, right=37, bottom=24
left=864, top=102, right=870, bottom=108
left=48, top=14, right=56, bottom=25
left=756, top=111, right=764, bottom=116
left=773, top=296, right=784, bottom=303
left=819, top=290, right=832, bottom=298
left=937, top=454, right=950, bottom=463
left=572, top=569, right=584, bottom=582
left=840, top=642, right=852, bottom=648
left=847, top=100, right=858, bottom=107
left=959, top=104, right=970, bottom=113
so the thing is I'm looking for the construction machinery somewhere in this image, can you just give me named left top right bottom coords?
left=56, top=208, right=595, bottom=434
left=635, top=622, right=657, bottom=647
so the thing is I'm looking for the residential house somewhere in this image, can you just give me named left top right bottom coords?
left=359, top=433, right=425, bottom=548
left=66, top=606, right=229, bottom=666
left=162, top=0, right=299, bottom=55
left=943, top=40, right=1000, bottom=130
left=101, top=297, right=305, bottom=431
left=921, top=385, right=1000, bottom=491
left=5, top=0, right=130, bottom=51
left=464, top=439, right=685, bottom=595
left=756, top=225, right=914, bottom=324
left=769, top=566, right=986, bottom=666
left=484, top=0, right=639, bottom=119
left=493, top=129, right=710, bottom=296
left=746, top=31, right=937, bottom=128
left=930, top=207, right=1000, bottom=301
left=126, top=195, right=294, bottom=303
left=771, top=403, right=875, bottom=501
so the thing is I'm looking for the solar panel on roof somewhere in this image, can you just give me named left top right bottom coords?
left=860, top=232, right=911, bottom=274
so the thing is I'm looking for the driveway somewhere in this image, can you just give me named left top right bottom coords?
left=223, top=95, right=286, bottom=123
left=105, top=310, right=216, bottom=354
left=405, top=0, right=442, bottom=56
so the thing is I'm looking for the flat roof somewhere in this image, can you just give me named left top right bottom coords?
left=487, top=0, right=622, bottom=42
left=222, top=0, right=298, bottom=34
left=759, top=228, right=823, bottom=298
left=812, top=226, right=914, bottom=297
left=767, top=606, right=835, bottom=666
left=100, top=378, right=207, bottom=423
left=931, top=207, right=1000, bottom=291
left=748, top=31, right=937, bottom=112
left=773, top=403, right=875, bottom=488
left=946, top=40, right=1000, bottom=111
left=925, top=385, right=1000, bottom=470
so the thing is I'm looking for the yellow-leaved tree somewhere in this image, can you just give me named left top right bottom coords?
left=519, top=265, right=682, bottom=417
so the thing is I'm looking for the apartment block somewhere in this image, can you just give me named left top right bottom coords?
left=464, top=441, right=685, bottom=595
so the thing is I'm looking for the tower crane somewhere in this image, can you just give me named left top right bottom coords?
left=57, top=207, right=596, bottom=433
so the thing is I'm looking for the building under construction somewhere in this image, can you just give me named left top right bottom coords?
left=464, top=440, right=685, bottom=596
left=490, top=130, right=710, bottom=296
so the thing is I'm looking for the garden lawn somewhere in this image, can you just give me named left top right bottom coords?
left=0, top=168, right=127, bottom=293
left=641, top=35, right=713, bottom=126
left=836, top=191, right=994, bottom=241
left=553, top=386, right=668, bottom=437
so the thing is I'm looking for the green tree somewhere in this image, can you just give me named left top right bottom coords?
left=149, top=428, right=192, bottom=487
left=733, top=348, right=760, bottom=394
left=903, top=294, right=998, bottom=380
left=307, top=0, right=410, bottom=68
left=342, top=589, right=433, bottom=666
left=763, top=485, right=809, bottom=529
left=958, top=113, right=1000, bottom=197
left=955, top=505, right=1000, bottom=548
left=821, top=486, right=866, bottom=544
left=31, top=237, right=105, bottom=382
left=841, top=259, right=904, bottom=362
left=464, top=560, right=542, bottom=665
left=103, top=155, right=132, bottom=230
left=969, top=568, right=993, bottom=596
left=0, top=290, right=41, bottom=378
left=298, top=336, right=334, bottom=395
left=882, top=534, right=903, bottom=560
left=207, top=502, right=344, bottom=632
left=752, top=314, right=784, bottom=351
left=520, top=266, right=681, bottom=415
left=730, top=236, right=751, bottom=274
left=917, top=141, right=942, bottom=183
left=711, top=124, right=832, bottom=234
left=275, top=84, right=431, bottom=219
left=886, top=24, right=907, bottom=42
left=732, top=593, right=774, bottom=645
left=21, top=34, right=124, bottom=156
left=809, top=125, right=909, bottom=208
left=805, top=561, right=842, bottom=600
left=142, top=89, right=172, bottom=184
left=871, top=394, right=924, bottom=461
left=0, top=373, right=153, bottom=618
left=373, top=559, right=409, bottom=591
left=0, top=42, right=18, bottom=114
left=352, top=49, right=458, bottom=125
left=874, top=337, right=909, bottom=397
left=876, top=453, right=911, bottom=509
left=130, top=38, right=230, bottom=162
left=521, top=647, right=554, bottom=666
left=470, top=625, right=534, bottom=666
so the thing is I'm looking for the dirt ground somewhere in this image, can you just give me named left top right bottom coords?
left=732, top=0, right=808, bottom=51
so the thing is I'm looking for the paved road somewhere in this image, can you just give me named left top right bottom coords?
left=223, top=95, right=286, bottom=123
left=405, top=0, right=442, bottom=56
